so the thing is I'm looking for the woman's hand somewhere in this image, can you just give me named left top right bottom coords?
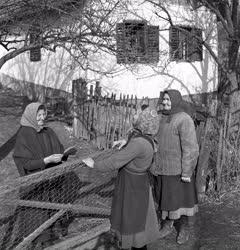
left=44, top=154, right=63, bottom=165
left=82, top=157, right=94, bottom=168
left=112, top=139, right=127, bottom=150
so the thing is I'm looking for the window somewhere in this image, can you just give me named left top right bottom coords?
left=116, top=20, right=159, bottom=64
left=169, top=25, right=203, bottom=62
left=29, top=24, right=41, bottom=62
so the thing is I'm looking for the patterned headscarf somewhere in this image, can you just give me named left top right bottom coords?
left=20, top=102, right=46, bottom=132
left=133, top=107, right=159, bottom=135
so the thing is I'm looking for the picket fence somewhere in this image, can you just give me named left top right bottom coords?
left=72, top=78, right=144, bottom=149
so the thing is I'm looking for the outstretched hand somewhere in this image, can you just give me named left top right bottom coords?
left=82, top=157, right=94, bottom=168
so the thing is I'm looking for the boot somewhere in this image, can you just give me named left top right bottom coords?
left=177, top=226, right=190, bottom=244
left=177, top=216, right=190, bottom=244
left=159, top=219, right=174, bottom=238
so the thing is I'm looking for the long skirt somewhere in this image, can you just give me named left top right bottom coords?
left=111, top=168, right=159, bottom=249
left=154, top=175, right=198, bottom=220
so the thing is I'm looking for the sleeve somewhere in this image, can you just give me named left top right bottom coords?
left=13, top=157, right=45, bottom=175
left=178, top=115, right=199, bottom=178
left=94, top=139, right=143, bottom=172
left=13, top=128, right=46, bottom=175
left=47, top=127, right=65, bottom=154
left=62, top=154, right=68, bottom=162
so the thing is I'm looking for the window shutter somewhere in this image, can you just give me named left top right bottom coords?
left=146, top=25, right=159, bottom=63
left=29, top=25, right=41, bottom=62
left=116, top=23, right=126, bottom=64
left=187, top=28, right=203, bottom=62
left=125, top=21, right=146, bottom=63
left=169, top=26, right=180, bottom=61
left=178, top=27, right=187, bottom=60
left=116, top=21, right=159, bottom=64
left=170, top=25, right=202, bottom=62
left=116, top=21, right=147, bottom=64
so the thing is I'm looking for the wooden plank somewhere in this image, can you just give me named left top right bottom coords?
left=2, top=199, right=111, bottom=216
left=118, top=93, right=122, bottom=140
left=111, top=94, right=117, bottom=146
left=72, top=79, right=79, bottom=138
left=44, top=219, right=111, bottom=250
left=14, top=209, right=66, bottom=250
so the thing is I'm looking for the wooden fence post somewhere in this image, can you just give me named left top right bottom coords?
left=72, top=79, right=80, bottom=138
left=72, top=78, right=88, bottom=139
left=196, top=118, right=211, bottom=196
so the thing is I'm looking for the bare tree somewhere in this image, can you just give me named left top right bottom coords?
left=144, top=0, right=239, bottom=111
left=0, top=0, right=134, bottom=100
left=0, top=0, right=129, bottom=72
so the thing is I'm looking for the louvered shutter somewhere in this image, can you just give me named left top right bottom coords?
left=187, top=28, right=203, bottom=62
left=147, top=25, right=159, bottom=63
left=29, top=24, right=41, bottom=62
left=125, top=21, right=146, bottom=63
left=116, top=21, right=159, bottom=64
left=116, top=23, right=126, bottom=64
left=169, top=26, right=180, bottom=61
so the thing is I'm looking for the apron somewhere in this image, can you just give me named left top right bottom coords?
left=110, top=167, right=150, bottom=235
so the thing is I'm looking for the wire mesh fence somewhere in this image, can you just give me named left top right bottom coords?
left=0, top=150, right=118, bottom=250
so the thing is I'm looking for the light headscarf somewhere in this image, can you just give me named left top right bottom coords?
left=20, top=102, right=46, bottom=132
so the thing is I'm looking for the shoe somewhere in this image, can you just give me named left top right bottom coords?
left=131, top=246, right=147, bottom=250
left=159, top=220, right=174, bottom=239
left=177, top=227, right=190, bottom=244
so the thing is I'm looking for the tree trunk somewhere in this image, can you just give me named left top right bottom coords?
left=229, top=72, right=239, bottom=113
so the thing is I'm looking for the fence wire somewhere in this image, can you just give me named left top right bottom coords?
left=0, top=150, right=117, bottom=250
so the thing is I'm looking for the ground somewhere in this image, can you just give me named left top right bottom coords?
left=75, top=191, right=240, bottom=250
left=0, top=106, right=240, bottom=250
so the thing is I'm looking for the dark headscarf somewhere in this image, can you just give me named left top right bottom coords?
left=162, top=89, right=185, bottom=115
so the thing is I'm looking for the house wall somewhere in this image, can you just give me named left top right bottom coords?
left=0, top=1, right=218, bottom=100
left=100, top=0, right=218, bottom=99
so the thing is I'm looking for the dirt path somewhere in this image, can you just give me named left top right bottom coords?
left=75, top=191, right=240, bottom=250
left=149, top=194, right=240, bottom=250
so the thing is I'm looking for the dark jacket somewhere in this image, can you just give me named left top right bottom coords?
left=13, top=126, right=64, bottom=176
left=94, top=136, right=155, bottom=233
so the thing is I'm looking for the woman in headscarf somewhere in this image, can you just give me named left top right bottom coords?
left=82, top=107, right=160, bottom=250
left=154, top=89, right=199, bottom=245
left=11, top=102, right=78, bottom=249
left=13, top=102, right=66, bottom=175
